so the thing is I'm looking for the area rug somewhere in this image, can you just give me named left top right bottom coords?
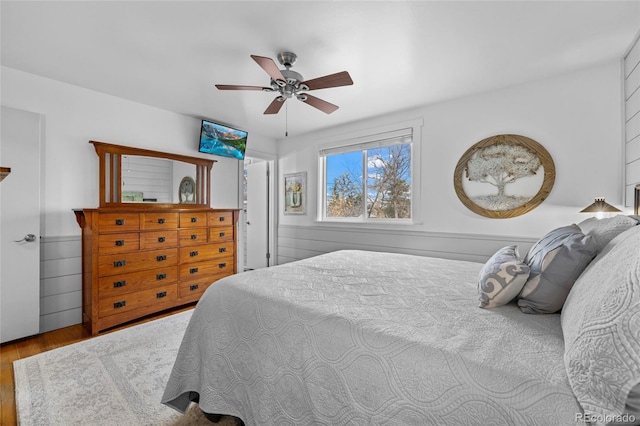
left=13, top=310, right=239, bottom=426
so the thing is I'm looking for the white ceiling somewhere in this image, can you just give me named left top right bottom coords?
left=1, top=1, right=639, bottom=141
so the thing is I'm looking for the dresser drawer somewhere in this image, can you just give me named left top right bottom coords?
left=209, top=226, right=234, bottom=242
left=178, top=228, right=208, bottom=246
left=98, top=213, right=139, bottom=232
left=179, top=242, right=234, bottom=264
left=98, top=266, right=178, bottom=297
left=141, top=212, right=178, bottom=230
left=179, top=256, right=234, bottom=280
left=140, top=230, right=178, bottom=250
left=179, top=212, right=208, bottom=228
left=98, top=232, right=140, bottom=254
left=98, top=284, right=178, bottom=317
left=178, top=271, right=232, bottom=299
left=178, top=278, right=211, bottom=299
left=208, top=211, right=233, bottom=227
left=98, top=248, right=178, bottom=277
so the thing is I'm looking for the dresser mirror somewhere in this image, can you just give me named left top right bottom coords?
left=91, top=141, right=216, bottom=207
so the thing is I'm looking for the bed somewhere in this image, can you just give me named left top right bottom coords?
left=162, top=216, right=640, bottom=425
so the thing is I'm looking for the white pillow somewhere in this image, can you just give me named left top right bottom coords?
left=478, top=245, right=530, bottom=309
left=578, top=215, right=638, bottom=253
left=561, top=225, right=640, bottom=419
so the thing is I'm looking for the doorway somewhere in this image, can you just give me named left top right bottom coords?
left=1, top=106, right=43, bottom=343
left=243, top=157, right=275, bottom=271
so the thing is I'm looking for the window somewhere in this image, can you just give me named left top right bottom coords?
left=320, top=127, right=414, bottom=221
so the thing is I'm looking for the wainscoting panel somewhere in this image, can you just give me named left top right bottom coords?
left=277, top=225, right=538, bottom=266
left=625, top=32, right=640, bottom=208
left=40, top=236, right=82, bottom=333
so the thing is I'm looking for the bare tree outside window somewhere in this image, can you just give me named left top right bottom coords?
left=325, top=142, right=412, bottom=220
left=367, top=145, right=411, bottom=218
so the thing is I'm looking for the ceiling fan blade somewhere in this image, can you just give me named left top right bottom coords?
left=264, top=97, right=286, bottom=114
left=215, top=84, right=270, bottom=91
left=300, top=94, right=339, bottom=114
left=251, top=55, right=285, bottom=82
left=301, top=71, right=353, bottom=90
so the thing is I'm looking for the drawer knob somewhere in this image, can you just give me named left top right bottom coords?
left=156, top=291, right=167, bottom=299
left=156, top=255, right=167, bottom=262
left=219, top=216, right=225, bottom=222
left=190, top=217, right=197, bottom=223
left=113, top=260, right=126, bottom=267
left=156, top=273, right=167, bottom=280
left=115, top=219, right=125, bottom=226
left=218, top=262, right=227, bottom=268
left=189, top=267, right=199, bottom=274
left=115, top=240, right=125, bottom=246
left=113, top=280, right=126, bottom=288
left=189, top=250, right=199, bottom=257
left=113, top=300, right=126, bottom=309
left=190, top=284, right=199, bottom=291
left=219, top=232, right=225, bottom=238
left=219, top=247, right=227, bottom=253
left=158, top=218, right=165, bottom=224
left=158, top=236, right=166, bottom=243
left=190, top=234, right=197, bottom=240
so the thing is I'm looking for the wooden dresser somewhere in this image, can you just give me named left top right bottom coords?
left=74, top=207, right=239, bottom=335
left=75, top=141, right=241, bottom=335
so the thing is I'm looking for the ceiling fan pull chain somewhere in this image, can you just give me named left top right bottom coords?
left=285, top=102, right=288, bottom=137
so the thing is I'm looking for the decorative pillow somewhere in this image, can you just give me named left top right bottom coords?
left=561, top=225, right=640, bottom=420
left=577, top=214, right=639, bottom=253
left=517, top=224, right=597, bottom=314
left=478, top=245, right=530, bottom=309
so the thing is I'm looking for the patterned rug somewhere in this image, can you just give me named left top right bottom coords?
left=13, top=310, right=239, bottom=425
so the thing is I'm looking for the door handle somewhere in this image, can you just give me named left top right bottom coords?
left=14, top=234, right=37, bottom=243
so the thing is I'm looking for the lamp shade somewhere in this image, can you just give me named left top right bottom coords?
left=580, top=197, right=621, bottom=213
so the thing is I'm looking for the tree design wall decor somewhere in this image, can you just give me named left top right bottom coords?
left=453, top=134, right=555, bottom=218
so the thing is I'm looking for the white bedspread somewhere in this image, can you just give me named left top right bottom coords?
left=162, top=250, right=582, bottom=425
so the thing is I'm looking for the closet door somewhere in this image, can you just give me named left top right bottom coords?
left=0, top=106, right=42, bottom=343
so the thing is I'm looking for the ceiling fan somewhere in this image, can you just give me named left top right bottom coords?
left=215, top=52, right=353, bottom=115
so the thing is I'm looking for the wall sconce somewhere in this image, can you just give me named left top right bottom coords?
left=580, top=197, right=621, bottom=219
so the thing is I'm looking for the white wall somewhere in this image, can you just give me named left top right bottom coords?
left=1, top=66, right=278, bottom=236
left=625, top=32, right=640, bottom=208
left=277, top=62, right=625, bottom=263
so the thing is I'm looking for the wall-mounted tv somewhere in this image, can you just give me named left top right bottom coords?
left=199, top=119, right=248, bottom=160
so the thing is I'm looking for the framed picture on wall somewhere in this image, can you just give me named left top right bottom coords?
left=284, top=172, right=306, bottom=215
left=453, top=134, right=555, bottom=218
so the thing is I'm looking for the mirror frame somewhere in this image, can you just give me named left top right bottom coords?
left=91, top=141, right=216, bottom=208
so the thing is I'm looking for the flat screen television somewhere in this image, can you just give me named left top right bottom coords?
left=199, top=119, right=248, bottom=160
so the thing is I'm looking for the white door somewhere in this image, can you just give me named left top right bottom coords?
left=245, top=161, right=269, bottom=270
left=0, top=106, right=42, bottom=343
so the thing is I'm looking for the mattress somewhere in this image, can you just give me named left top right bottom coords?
left=162, top=250, right=582, bottom=425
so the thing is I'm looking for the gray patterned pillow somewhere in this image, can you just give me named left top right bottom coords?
left=517, top=224, right=597, bottom=314
left=478, top=246, right=530, bottom=309
left=561, top=225, right=640, bottom=420
left=578, top=215, right=638, bottom=253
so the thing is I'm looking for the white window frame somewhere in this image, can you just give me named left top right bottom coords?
left=317, top=119, right=423, bottom=225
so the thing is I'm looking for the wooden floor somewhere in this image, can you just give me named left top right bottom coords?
left=0, top=305, right=194, bottom=426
